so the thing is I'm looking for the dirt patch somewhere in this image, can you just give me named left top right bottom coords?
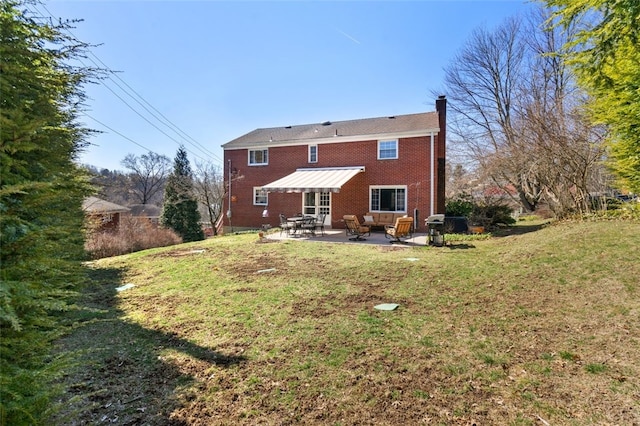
left=55, top=223, right=640, bottom=425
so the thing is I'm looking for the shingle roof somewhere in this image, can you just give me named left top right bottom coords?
left=128, top=204, right=161, bottom=217
left=222, top=111, right=439, bottom=149
left=82, top=197, right=130, bottom=214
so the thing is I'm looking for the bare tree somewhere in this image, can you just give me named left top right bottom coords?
left=193, top=160, right=225, bottom=236
left=518, top=8, right=608, bottom=216
left=443, top=16, right=542, bottom=212
left=121, top=152, right=170, bottom=205
left=445, top=162, right=477, bottom=199
left=442, top=8, right=609, bottom=217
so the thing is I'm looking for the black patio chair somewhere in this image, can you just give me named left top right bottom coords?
left=279, top=213, right=294, bottom=236
left=300, top=216, right=317, bottom=236
left=314, top=213, right=326, bottom=236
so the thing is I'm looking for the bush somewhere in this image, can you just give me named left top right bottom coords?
left=445, top=193, right=475, bottom=217
left=85, top=216, right=182, bottom=259
left=584, top=201, right=640, bottom=221
left=446, top=193, right=516, bottom=229
left=477, top=202, right=517, bottom=227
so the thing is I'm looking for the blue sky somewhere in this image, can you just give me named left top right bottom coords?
left=41, top=0, right=534, bottom=171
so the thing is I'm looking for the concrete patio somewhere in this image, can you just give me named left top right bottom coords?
left=264, top=228, right=431, bottom=247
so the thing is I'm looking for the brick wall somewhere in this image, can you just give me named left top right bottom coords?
left=223, top=134, right=439, bottom=232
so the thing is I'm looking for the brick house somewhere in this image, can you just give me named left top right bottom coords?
left=221, top=96, right=446, bottom=232
left=82, top=196, right=130, bottom=232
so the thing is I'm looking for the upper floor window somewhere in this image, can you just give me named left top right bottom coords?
left=253, top=187, right=268, bottom=205
left=249, top=149, right=268, bottom=165
left=370, top=186, right=406, bottom=212
left=378, top=140, right=398, bottom=160
left=308, top=145, right=318, bottom=163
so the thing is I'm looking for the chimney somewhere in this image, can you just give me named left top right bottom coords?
left=436, top=95, right=447, bottom=128
left=435, top=95, right=446, bottom=215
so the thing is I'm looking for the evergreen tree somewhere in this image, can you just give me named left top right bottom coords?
left=1, top=1, right=95, bottom=423
left=545, top=0, right=640, bottom=193
left=160, top=147, right=205, bottom=242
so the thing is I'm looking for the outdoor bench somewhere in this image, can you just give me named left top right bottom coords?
left=363, top=212, right=408, bottom=229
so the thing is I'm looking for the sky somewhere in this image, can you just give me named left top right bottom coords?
left=39, top=0, right=535, bottom=172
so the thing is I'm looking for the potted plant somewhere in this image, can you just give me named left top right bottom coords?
left=468, top=207, right=489, bottom=234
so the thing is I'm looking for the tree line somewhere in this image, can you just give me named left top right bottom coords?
left=87, top=150, right=225, bottom=241
left=442, top=3, right=638, bottom=218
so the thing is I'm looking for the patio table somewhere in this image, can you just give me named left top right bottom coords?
left=287, top=216, right=316, bottom=236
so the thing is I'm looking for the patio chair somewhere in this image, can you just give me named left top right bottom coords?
left=343, top=214, right=370, bottom=241
left=300, top=216, right=316, bottom=235
left=314, top=213, right=326, bottom=236
left=384, top=216, right=414, bottom=244
left=279, top=213, right=294, bottom=236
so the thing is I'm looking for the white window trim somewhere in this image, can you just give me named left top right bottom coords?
left=308, top=144, right=318, bottom=163
left=248, top=148, right=269, bottom=166
left=369, top=185, right=407, bottom=213
left=377, top=139, right=398, bottom=160
left=253, top=187, right=268, bottom=206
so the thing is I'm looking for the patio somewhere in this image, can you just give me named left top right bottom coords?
left=265, top=228, right=430, bottom=247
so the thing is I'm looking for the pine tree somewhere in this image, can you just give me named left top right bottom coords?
left=160, top=147, right=205, bottom=242
left=1, top=1, right=95, bottom=422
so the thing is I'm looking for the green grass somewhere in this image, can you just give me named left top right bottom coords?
left=53, top=220, right=640, bottom=425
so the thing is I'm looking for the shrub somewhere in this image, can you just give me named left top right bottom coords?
left=584, top=201, right=640, bottom=221
left=445, top=193, right=475, bottom=217
left=447, top=193, right=516, bottom=229
left=477, top=202, right=517, bottom=227
left=85, top=216, right=182, bottom=259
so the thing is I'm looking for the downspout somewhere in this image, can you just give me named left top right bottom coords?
left=430, top=131, right=435, bottom=217
left=227, top=159, right=232, bottom=232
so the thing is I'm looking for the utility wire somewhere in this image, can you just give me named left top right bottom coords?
left=101, top=67, right=219, bottom=161
left=80, top=65, right=211, bottom=164
left=84, top=113, right=155, bottom=153
left=31, top=3, right=224, bottom=166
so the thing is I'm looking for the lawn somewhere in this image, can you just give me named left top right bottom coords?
left=54, top=220, right=640, bottom=425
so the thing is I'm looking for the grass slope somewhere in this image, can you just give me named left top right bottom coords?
left=55, top=221, right=640, bottom=425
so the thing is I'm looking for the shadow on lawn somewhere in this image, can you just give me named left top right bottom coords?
left=446, top=243, right=476, bottom=250
left=492, top=221, right=550, bottom=237
left=53, top=266, right=246, bottom=425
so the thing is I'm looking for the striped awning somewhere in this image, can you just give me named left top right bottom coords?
left=261, top=166, right=364, bottom=193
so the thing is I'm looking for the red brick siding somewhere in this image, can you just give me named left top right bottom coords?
left=224, top=135, right=439, bottom=231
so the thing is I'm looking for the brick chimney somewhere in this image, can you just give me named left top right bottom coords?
left=435, top=95, right=447, bottom=214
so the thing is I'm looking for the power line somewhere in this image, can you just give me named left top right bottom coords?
left=83, top=113, right=155, bottom=153
left=30, top=3, right=224, bottom=166
left=102, top=68, right=219, bottom=161
left=80, top=68, right=211, bottom=163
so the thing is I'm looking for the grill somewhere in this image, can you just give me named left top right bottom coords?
left=425, top=214, right=445, bottom=247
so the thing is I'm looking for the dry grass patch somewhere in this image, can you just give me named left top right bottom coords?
left=54, top=221, right=640, bottom=425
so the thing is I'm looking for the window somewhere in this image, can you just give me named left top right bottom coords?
left=249, top=149, right=268, bottom=165
left=253, top=187, right=268, bottom=205
left=370, top=186, right=406, bottom=212
left=101, top=213, right=113, bottom=224
left=308, top=145, right=318, bottom=163
left=378, top=139, right=398, bottom=159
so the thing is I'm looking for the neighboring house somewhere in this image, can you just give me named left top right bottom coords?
left=82, top=196, right=130, bottom=232
left=221, top=96, right=447, bottom=232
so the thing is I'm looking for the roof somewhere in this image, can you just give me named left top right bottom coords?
left=222, top=111, right=439, bottom=149
left=128, top=204, right=161, bottom=217
left=82, top=197, right=130, bottom=214
left=261, top=166, right=365, bottom=193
